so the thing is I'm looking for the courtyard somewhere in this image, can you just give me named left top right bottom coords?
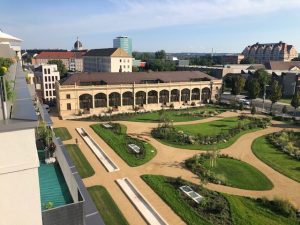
left=51, top=107, right=300, bottom=225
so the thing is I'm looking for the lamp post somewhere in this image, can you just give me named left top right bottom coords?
left=262, top=84, right=269, bottom=112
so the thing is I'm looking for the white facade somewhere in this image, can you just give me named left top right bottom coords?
left=0, top=129, right=42, bottom=225
left=35, top=65, right=60, bottom=101
left=83, top=56, right=133, bottom=72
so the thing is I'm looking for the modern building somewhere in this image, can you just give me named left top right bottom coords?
left=0, top=31, right=22, bottom=61
left=113, top=36, right=132, bottom=56
left=221, top=54, right=245, bottom=64
left=83, top=48, right=133, bottom=72
left=34, top=64, right=60, bottom=102
left=242, top=41, right=298, bottom=63
left=56, top=71, right=222, bottom=119
left=33, top=51, right=85, bottom=71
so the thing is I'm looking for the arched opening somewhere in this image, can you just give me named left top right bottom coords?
left=159, top=90, right=169, bottom=104
left=201, top=87, right=211, bottom=103
left=181, top=88, right=190, bottom=102
left=171, top=89, right=180, bottom=102
left=148, top=90, right=158, bottom=104
left=122, top=91, right=133, bottom=106
left=79, top=94, right=92, bottom=109
left=109, top=92, right=121, bottom=107
left=94, top=93, right=107, bottom=108
left=191, top=88, right=200, bottom=100
left=136, top=91, right=146, bottom=106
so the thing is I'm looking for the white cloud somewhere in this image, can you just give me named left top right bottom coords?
left=15, top=0, right=300, bottom=35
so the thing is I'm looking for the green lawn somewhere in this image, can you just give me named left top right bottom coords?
left=279, top=98, right=292, bottom=104
left=65, top=144, right=95, bottom=178
left=142, top=175, right=298, bottom=225
left=88, top=186, right=129, bottom=225
left=226, top=195, right=298, bottom=225
left=203, top=158, right=273, bottom=190
left=90, top=123, right=157, bottom=166
left=53, top=127, right=72, bottom=141
left=157, top=117, right=260, bottom=150
left=127, top=105, right=227, bottom=123
left=252, top=136, right=300, bottom=183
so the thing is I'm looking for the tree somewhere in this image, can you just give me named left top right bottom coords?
left=240, top=57, right=255, bottom=64
left=251, top=105, right=256, bottom=115
left=269, top=80, right=282, bottom=112
left=282, top=105, right=288, bottom=117
left=253, top=68, right=270, bottom=90
left=48, top=59, right=68, bottom=78
left=155, top=50, right=166, bottom=59
left=247, top=78, right=260, bottom=102
left=231, top=75, right=246, bottom=95
left=291, top=91, right=300, bottom=115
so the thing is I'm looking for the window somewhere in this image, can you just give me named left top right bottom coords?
left=45, top=84, right=48, bottom=89
left=67, top=103, right=71, bottom=110
left=123, top=65, right=126, bottom=68
left=46, top=91, right=48, bottom=96
left=45, top=76, right=47, bottom=82
left=52, top=76, right=54, bottom=81
left=44, top=68, right=47, bottom=74
left=120, top=59, right=122, bottom=62
left=66, top=94, right=71, bottom=99
left=48, top=68, right=50, bottom=74
left=53, top=90, right=56, bottom=96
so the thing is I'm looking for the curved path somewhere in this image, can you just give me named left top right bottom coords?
left=51, top=111, right=300, bottom=225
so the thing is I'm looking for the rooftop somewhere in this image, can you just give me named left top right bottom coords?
left=84, top=48, right=131, bottom=58
left=265, top=61, right=300, bottom=71
left=60, top=71, right=217, bottom=86
left=35, top=51, right=85, bottom=59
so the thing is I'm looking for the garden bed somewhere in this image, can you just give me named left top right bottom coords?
left=74, top=104, right=230, bottom=123
left=90, top=123, right=156, bottom=166
left=185, top=154, right=273, bottom=190
left=141, top=175, right=299, bottom=225
left=152, top=116, right=270, bottom=150
left=88, top=186, right=129, bottom=225
left=252, top=135, right=300, bottom=183
left=53, top=127, right=72, bottom=141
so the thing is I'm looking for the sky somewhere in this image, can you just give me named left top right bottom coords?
left=1, top=0, right=300, bottom=53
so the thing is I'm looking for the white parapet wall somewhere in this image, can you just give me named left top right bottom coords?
left=116, top=177, right=168, bottom=225
left=76, top=127, right=119, bottom=172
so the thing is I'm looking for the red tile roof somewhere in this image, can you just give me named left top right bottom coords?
left=35, top=51, right=85, bottom=59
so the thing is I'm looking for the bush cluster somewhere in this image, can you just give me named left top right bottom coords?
left=152, top=116, right=271, bottom=146
left=267, top=130, right=300, bottom=160
left=185, top=154, right=235, bottom=186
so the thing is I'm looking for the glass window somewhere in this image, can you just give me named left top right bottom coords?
left=45, top=84, right=48, bottom=89
left=48, top=68, right=50, bottom=74
left=120, top=59, right=122, bottom=62
left=66, top=94, right=71, bottom=99
left=44, top=68, right=47, bottom=74
left=67, top=103, right=71, bottom=110
left=52, top=76, right=54, bottom=81
left=45, top=76, right=47, bottom=82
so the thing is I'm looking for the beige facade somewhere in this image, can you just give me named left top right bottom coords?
left=56, top=80, right=222, bottom=119
left=242, top=42, right=298, bottom=63
left=83, top=48, right=133, bottom=72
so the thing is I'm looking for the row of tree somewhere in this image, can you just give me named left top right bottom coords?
left=228, top=69, right=300, bottom=112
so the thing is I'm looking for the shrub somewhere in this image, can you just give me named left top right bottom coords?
left=251, top=105, right=256, bottom=115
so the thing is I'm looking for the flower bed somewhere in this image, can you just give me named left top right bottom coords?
left=152, top=116, right=271, bottom=146
left=267, top=130, right=300, bottom=160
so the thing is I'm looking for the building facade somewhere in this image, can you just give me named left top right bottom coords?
left=83, top=48, right=133, bottom=73
left=33, top=51, right=85, bottom=72
left=34, top=64, right=60, bottom=102
left=221, top=54, right=245, bottom=64
left=113, top=36, right=132, bottom=56
left=56, top=71, right=222, bottom=119
left=242, top=42, right=298, bottom=63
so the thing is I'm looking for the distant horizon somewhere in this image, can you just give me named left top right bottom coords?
left=2, top=0, right=300, bottom=53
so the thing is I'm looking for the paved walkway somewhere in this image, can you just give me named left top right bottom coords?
left=51, top=111, right=300, bottom=225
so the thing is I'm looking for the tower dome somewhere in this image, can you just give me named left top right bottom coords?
left=74, top=37, right=83, bottom=50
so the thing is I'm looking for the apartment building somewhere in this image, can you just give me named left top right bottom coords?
left=33, top=51, right=85, bottom=71
left=35, top=64, right=60, bottom=102
left=83, top=48, right=133, bottom=72
left=242, top=41, right=298, bottom=63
